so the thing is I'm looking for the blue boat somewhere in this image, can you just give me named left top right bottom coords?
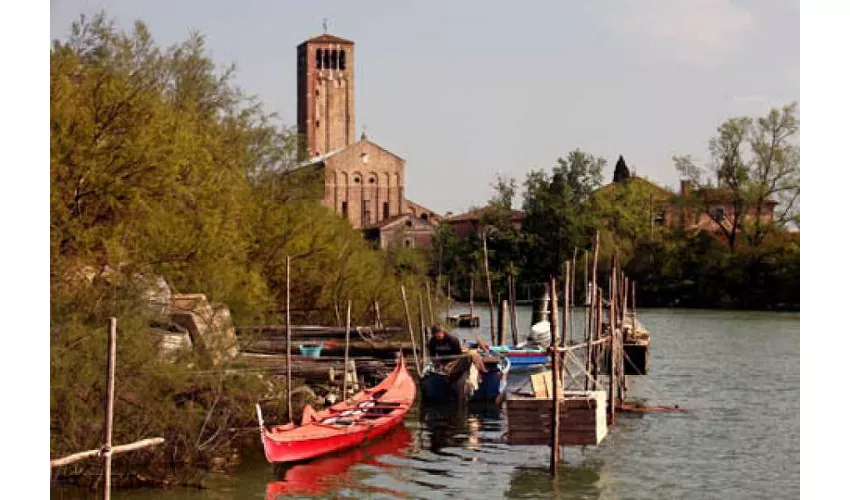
left=464, top=341, right=548, bottom=369
left=489, top=345, right=548, bottom=368
left=420, top=354, right=511, bottom=403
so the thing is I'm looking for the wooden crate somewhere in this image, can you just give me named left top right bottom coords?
left=505, top=390, right=608, bottom=446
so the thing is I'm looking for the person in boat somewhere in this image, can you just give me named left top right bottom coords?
left=428, top=324, right=462, bottom=362
left=428, top=324, right=487, bottom=374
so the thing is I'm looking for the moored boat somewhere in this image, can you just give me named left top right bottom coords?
left=265, top=426, right=412, bottom=498
left=487, top=345, right=549, bottom=368
left=257, top=354, right=415, bottom=463
left=420, top=353, right=511, bottom=403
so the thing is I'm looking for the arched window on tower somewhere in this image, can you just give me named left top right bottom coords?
left=330, top=50, right=338, bottom=69
left=339, top=51, right=346, bottom=70
left=316, top=49, right=322, bottom=69
left=323, top=49, right=330, bottom=69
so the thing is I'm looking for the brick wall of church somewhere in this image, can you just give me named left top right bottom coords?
left=323, top=141, right=405, bottom=229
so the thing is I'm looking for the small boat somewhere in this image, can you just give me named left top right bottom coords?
left=257, top=354, right=415, bottom=463
left=420, top=353, right=510, bottom=403
left=488, top=345, right=549, bottom=368
left=265, top=426, right=412, bottom=499
left=464, top=340, right=548, bottom=369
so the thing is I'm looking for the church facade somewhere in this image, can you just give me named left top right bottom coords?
left=294, top=32, right=439, bottom=249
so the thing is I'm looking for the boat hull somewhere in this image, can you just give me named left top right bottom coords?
left=420, top=356, right=510, bottom=403
left=489, top=345, right=548, bottom=367
left=261, top=415, right=403, bottom=463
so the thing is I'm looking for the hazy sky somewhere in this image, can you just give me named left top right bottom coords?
left=50, top=0, right=799, bottom=215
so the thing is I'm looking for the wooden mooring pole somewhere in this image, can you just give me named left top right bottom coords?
left=103, top=317, right=117, bottom=499
left=498, top=299, right=508, bottom=346
left=608, top=265, right=617, bottom=426
left=469, top=277, right=474, bottom=317
left=509, top=262, right=519, bottom=346
left=482, top=231, right=496, bottom=345
left=426, top=281, right=435, bottom=325
left=400, top=286, right=421, bottom=376
left=286, top=256, right=292, bottom=422
left=587, top=231, right=600, bottom=391
left=549, top=277, right=560, bottom=476
left=343, top=300, right=352, bottom=400
left=418, top=294, right=428, bottom=369
left=562, top=261, right=570, bottom=348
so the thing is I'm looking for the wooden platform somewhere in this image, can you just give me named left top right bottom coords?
left=504, top=388, right=608, bottom=446
left=447, top=314, right=480, bottom=328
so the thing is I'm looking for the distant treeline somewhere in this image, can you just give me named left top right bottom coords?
left=434, top=106, right=800, bottom=312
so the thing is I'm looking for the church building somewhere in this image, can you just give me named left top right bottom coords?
left=293, top=32, right=439, bottom=250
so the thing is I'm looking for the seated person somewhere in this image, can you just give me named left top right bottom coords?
left=428, top=324, right=488, bottom=375
left=428, top=324, right=462, bottom=360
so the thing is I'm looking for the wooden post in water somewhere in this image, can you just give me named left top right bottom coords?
left=548, top=277, right=560, bottom=475
left=584, top=285, right=593, bottom=392
left=498, top=299, right=508, bottom=346
left=623, top=277, right=629, bottom=333
left=571, top=249, right=577, bottom=344
left=400, top=286, right=421, bottom=376
left=103, top=318, right=117, bottom=500
left=418, top=294, right=428, bottom=371
left=550, top=278, right=559, bottom=349
left=608, top=265, right=617, bottom=425
left=562, top=261, right=570, bottom=348
left=469, top=277, right=475, bottom=317
left=286, top=256, right=293, bottom=422
left=587, top=232, right=600, bottom=391
left=583, top=249, right=589, bottom=309
left=632, top=281, right=638, bottom=333
left=482, top=231, right=496, bottom=345
left=594, top=288, right=603, bottom=390
left=343, top=300, right=352, bottom=400
left=426, top=281, right=435, bottom=325
left=549, top=343, right=561, bottom=476
left=509, top=262, right=519, bottom=346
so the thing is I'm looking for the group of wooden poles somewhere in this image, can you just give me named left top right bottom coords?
left=543, top=231, right=640, bottom=476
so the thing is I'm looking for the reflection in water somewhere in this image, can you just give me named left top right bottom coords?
left=506, top=464, right=605, bottom=500
left=418, top=403, right=504, bottom=454
left=265, top=426, right=412, bottom=499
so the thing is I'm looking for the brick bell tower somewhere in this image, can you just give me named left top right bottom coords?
left=296, top=32, right=355, bottom=158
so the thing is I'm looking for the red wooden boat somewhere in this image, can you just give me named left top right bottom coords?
left=257, top=354, right=415, bottom=463
left=265, top=426, right=412, bottom=499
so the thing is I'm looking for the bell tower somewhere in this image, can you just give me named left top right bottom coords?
left=297, top=33, right=355, bottom=158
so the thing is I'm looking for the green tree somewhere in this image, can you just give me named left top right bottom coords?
left=521, top=149, right=605, bottom=281
left=674, top=102, right=800, bottom=253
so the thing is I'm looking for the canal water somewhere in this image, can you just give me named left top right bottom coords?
left=60, top=307, right=800, bottom=499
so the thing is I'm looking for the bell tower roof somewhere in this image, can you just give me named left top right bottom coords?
left=299, top=33, right=354, bottom=46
